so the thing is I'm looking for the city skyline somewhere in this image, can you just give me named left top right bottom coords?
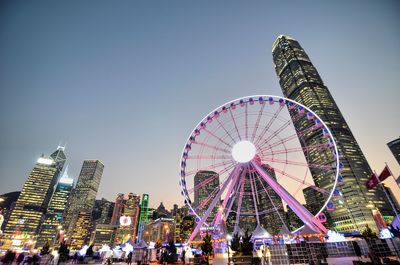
left=1, top=1, right=399, bottom=209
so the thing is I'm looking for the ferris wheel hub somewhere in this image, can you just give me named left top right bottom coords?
left=231, top=140, right=256, bottom=163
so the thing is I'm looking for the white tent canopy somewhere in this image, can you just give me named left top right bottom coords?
left=250, top=224, right=272, bottom=241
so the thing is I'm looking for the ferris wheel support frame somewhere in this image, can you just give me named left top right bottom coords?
left=251, top=161, right=327, bottom=234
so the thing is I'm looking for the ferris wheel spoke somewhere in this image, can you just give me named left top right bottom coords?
left=251, top=102, right=266, bottom=142
left=268, top=166, right=330, bottom=195
left=253, top=167, right=289, bottom=231
left=192, top=141, right=230, bottom=154
left=261, top=157, right=333, bottom=170
left=260, top=142, right=331, bottom=156
left=213, top=166, right=243, bottom=226
left=188, top=165, right=243, bottom=242
left=185, top=161, right=234, bottom=176
left=261, top=125, right=318, bottom=151
left=229, top=109, right=242, bottom=141
left=245, top=103, right=249, bottom=140
left=214, top=118, right=237, bottom=144
left=248, top=166, right=260, bottom=225
left=186, top=155, right=231, bottom=160
left=251, top=161, right=328, bottom=234
left=224, top=176, right=243, bottom=224
left=234, top=173, right=246, bottom=235
left=203, top=128, right=233, bottom=148
left=254, top=105, right=284, bottom=146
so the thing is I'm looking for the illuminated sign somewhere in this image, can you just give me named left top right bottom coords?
left=119, top=216, right=132, bottom=227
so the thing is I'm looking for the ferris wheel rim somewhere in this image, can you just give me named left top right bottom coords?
left=178, top=94, right=340, bottom=233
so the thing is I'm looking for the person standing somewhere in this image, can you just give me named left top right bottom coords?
left=17, top=252, right=25, bottom=265
left=127, top=251, right=132, bottom=265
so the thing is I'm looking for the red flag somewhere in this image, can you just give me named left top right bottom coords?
left=378, top=165, right=391, bottom=182
left=366, top=165, right=392, bottom=189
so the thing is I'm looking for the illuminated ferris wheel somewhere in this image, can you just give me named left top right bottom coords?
left=178, top=95, right=341, bottom=242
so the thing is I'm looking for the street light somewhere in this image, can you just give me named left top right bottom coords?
left=226, top=235, right=232, bottom=265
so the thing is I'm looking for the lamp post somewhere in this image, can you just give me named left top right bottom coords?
left=226, top=235, right=232, bottom=265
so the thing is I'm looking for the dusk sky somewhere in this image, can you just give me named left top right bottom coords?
left=1, top=0, right=399, bottom=209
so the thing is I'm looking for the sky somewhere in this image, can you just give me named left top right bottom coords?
left=0, top=0, right=399, bottom=210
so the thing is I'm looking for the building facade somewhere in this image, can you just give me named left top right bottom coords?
left=142, top=217, right=175, bottom=244
left=70, top=211, right=91, bottom=249
left=65, top=160, right=104, bottom=242
left=36, top=169, right=73, bottom=247
left=91, top=224, right=118, bottom=248
left=387, top=137, right=400, bottom=165
left=110, top=193, right=141, bottom=244
left=272, top=35, right=392, bottom=233
left=3, top=146, right=66, bottom=247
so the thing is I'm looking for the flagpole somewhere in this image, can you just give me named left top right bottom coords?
left=385, top=162, right=400, bottom=189
left=373, top=170, right=398, bottom=217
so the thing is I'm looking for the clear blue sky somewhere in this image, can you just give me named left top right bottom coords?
left=1, top=0, right=399, bottom=209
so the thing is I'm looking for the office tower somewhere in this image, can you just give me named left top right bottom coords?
left=36, top=168, right=73, bottom=247
left=122, top=193, right=141, bottom=240
left=91, top=224, right=117, bottom=248
left=65, top=160, right=104, bottom=239
left=194, top=171, right=220, bottom=224
left=137, top=193, right=150, bottom=243
left=70, top=211, right=91, bottom=249
left=303, top=187, right=334, bottom=229
left=110, top=193, right=141, bottom=244
left=92, top=198, right=114, bottom=226
left=4, top=146, right=66, bottom=244
left=387, top=137, right=400, bottom=165
left=111, top=193, right=125, bottom=225
left=272, top=35, right=392, bottom=233
left=0, top=191, right=20, bottom=231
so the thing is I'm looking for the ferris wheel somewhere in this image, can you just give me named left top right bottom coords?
left=179, top=95, right=340, bottom=242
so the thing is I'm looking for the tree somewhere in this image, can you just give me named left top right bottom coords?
left=201, top=233, right=213, bottom=265
left=361, top=224, right=377, bottom=239
left=240, top=230, right=253, bottom=255
left=230, top=233, right=241, bottom=253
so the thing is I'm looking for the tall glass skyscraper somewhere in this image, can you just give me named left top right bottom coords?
left=4, top=146, right=66, bottom=243
left=36, top=168, right=73, bottom=247
left=272, top=35, right=392, bottom=233
left=64, top=160, right=104, bottom=239
left=387, top=137, right=400, bottom=165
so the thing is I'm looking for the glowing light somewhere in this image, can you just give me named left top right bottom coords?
left=37, top=157, right=54, bottom=165
left=379, top=228, right=393, bottom=239
left=59, top=177, right=73, bottom=185
left=122, top=243, right=133, bottom=253
left=119, top=216, right=132, bottom=226
left=79, top=245, right=89, bottom=256
left=326, top=230, right=346, bottom=242
left=231, top=141, right=256, bottom=163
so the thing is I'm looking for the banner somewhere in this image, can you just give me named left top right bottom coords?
left=366, top=165, right=392, bottom=189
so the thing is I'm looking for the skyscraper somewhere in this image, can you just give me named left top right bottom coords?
left=36, top=168, right=73, bottom=247
left=272, top=35, right=392, bottom=233
left=4, top=146, right=66, bottom=244
left=64, top=160, right=104, bottom=240
left=387, top=137, right=400, bottom=165
left=110, top=193, right=141, bottom=244
left=194, top=170, right=220, bottom=222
